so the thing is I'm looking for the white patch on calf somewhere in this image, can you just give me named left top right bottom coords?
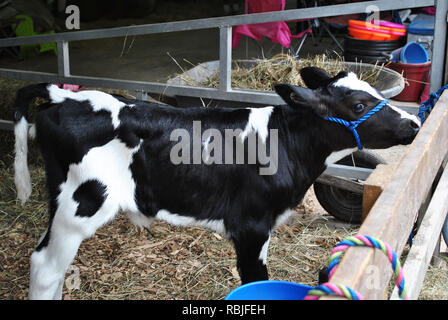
left=14, top=117, right=32, bottom=204
left=259, top=234, right=271, bottom=265
left=28, top=124, right=36, bottom=140
left=333, top=73, right=421, bottom=128
left=256, top=209, right=296, bottom=267
left=156, top=209, right=226, bottom=234
left=388, top=105, right=421, bottom=128
left=274, top=208, right=295, bottom=229
left=56, top=139, right=141, bottom=236
left=29, top=138, right=142, bottom=300
left=29, top=226, right=85, bottom=299
left=333, top=72, right=384, bottom=101
left=47, top=85, right=127, bottom=129
left=126, top=211, right=154, bottom=230
left=240, top=107, right=274, bottom=143
left=202, top=135, right=212, bottom=163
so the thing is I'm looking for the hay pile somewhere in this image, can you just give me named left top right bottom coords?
left=175, top=54, right=385, bottom=91
left=0, top=77, right=447, bottom=300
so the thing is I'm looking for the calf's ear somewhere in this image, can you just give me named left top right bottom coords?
left=274, top=84, right=328, bottom=118
left=300, top=67, right=331, bottom=89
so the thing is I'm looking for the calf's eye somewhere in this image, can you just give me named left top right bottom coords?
left=353, top=103, right=365, bottom=113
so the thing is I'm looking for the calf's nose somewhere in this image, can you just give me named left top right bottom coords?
left=398, top=117, right=420, bottom=145
left=409, top=118, right=421, bottom=133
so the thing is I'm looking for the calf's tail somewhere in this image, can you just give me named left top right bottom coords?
left=13, top=83, right=50, bottom=204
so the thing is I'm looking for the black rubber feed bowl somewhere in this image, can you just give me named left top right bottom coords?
left=344, top=36, right=405, bottom=49
left=344, top=36, right=405, bottom=64
left=313, top=150, right=385, bottom=224
left=344, top=53, right=388, bottom=64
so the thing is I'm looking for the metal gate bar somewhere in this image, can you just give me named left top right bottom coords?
left=0, top=0, right=444, bottom=101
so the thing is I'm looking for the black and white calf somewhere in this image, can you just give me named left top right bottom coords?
left=13, top=67, right=420, bottom=299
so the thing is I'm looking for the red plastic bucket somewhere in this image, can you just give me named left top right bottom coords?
left=386, top=61, right=431, bottom=102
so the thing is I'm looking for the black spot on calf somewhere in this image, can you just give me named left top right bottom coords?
left=73, top=180, right=108, bottom=217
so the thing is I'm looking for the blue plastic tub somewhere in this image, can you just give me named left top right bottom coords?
left=400, top=42, right=429, bottom=63
left=408, top=14, right=434, bottom=57
left=225, top=280, right=313, bottom=300
left=409, top=14, right=435, bottom=36
left=390, top=42, right=428, bottom=64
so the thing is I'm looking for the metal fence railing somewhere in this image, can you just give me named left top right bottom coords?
left=0, top=0, right=444, bottom=107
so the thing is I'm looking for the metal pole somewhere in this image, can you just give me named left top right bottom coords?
left=219, top=26, right=232, bottom=92
left=430, top=0, right=448, bottom=92
left=57, top=41, right=70, bottom=77
left=0, top=0, right=435, bottom=48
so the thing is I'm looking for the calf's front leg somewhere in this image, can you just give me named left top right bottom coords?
left=232, top=230, right=271, bottom=284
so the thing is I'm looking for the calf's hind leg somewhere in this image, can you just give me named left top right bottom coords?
left=29, top=223, right=85, bottom=300
left=29, top=181, right=119, bottom=300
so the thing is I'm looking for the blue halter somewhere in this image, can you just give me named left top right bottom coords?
left=325, top=99, right=389, bottom=150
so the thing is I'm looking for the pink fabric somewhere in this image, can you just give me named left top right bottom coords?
left=232, top=0, right=311, bottom=49
left=55, top=83, right=84, bottom=92
left=421, top=7, right=436, bottom=15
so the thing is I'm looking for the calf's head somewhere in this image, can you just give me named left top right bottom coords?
left=274, top=67, right=420, bottom=149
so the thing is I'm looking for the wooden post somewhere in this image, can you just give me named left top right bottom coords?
left=361, top=164, right=396, bottom=222
left=445, top=46, right=448, bottom=84
left=323, top=92, right=448, bottom=300
left=444, top=11, right=448, bottom=85
left=391, top=164, right=448, bottom=299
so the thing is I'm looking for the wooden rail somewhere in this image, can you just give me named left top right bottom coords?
left=324, top=91, right=448, bottom=299
left=390, top=163, right=448, bottom=299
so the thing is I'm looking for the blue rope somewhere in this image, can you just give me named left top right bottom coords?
left=418, top=84, right=448, bottom=124
left=325, top=99, right=389, bottom=150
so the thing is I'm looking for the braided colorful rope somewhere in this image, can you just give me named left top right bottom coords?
left=304, top=235, right=408, bottom=300
left=305, top=282, right=364, bottom=300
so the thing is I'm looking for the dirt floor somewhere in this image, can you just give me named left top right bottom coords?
left=0, top=77, right=447, bottom=300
